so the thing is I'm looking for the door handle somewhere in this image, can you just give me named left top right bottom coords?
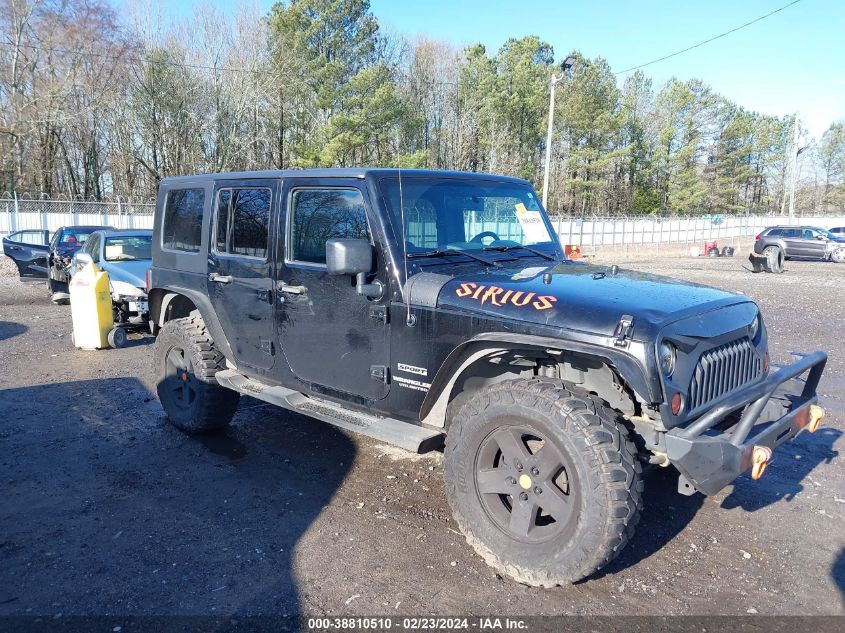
left=276, top=281, right=307, bottom=295
left=209, top=273, right=233, bottom=284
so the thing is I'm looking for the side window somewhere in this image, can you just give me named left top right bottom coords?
left=6, top=231, right=22, bottom=242
left=288, top=188, right=369, bottom=265
left=162, top=188, right=205, bottom=252
left=782, top=228, right=800, bottom=238
left=17, top=231, right=45, bottom=245
left=214, top=188, right=271, bottom=259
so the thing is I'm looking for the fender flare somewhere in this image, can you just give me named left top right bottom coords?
left=150, top=286, right=235, bottom=360
left=419, top=332, right=659, bottom=428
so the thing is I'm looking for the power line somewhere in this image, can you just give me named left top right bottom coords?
left=615, top=0, right=802, bottom=75
left=1, top=0, right=805, bottom=85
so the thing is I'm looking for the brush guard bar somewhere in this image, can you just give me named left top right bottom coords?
left=665, top=351, right=827, bottom=495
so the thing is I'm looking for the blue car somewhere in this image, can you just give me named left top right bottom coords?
left=70, top=229, right=152, bottom=328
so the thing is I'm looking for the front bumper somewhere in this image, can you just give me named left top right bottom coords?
left=665, top=351, right=827, bottom=495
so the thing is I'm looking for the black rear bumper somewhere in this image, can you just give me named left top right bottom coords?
left=665, top=351, right=827, bottom=495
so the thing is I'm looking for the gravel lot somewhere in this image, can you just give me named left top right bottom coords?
left=0, top=253, right=843, bottom=617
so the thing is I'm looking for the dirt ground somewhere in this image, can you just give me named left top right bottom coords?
left=0, top=253, right=843, bottom=618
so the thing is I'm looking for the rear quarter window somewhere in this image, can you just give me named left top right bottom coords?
left=765, top=228, right=783, bottom=237
left=163, top=188, right=205, bottom=252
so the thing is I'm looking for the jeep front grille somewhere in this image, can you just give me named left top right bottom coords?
left=688, top=338, right=762, bottom=411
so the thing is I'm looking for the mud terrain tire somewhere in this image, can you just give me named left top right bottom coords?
left=444, top=378, right=642, bottom=586
left=155, top=315, right=240, bottom=433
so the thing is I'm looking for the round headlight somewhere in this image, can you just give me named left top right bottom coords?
left=659, top=341, right=676, bottom=377
left=749, top=314, right=760, bottom=340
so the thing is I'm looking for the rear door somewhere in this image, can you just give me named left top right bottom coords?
left=275, top=178, right=390, bottom=400
left=781, top=228, right=804, bottom=256
left=2, top=230, right=50, bottom=278
left=206, top=179, right=278, bottom=372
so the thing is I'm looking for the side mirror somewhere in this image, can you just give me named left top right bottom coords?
left=816, top=234, right=826, bottom=240
left=325, top=238, right=383, bottom=299
left=326, top=238, right=373, bottom=275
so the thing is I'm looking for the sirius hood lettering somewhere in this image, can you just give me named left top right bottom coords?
left=455, top=282, right=557, bottom=311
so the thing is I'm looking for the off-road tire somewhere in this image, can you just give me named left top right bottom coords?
left=155, top=314, right=240, bottom=433
left=444, top=378, right=642, bottom=587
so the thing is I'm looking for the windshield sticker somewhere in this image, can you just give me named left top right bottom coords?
left=455, top=282, right=557, bottom=311
left=514, top=203, right=548, bottom=243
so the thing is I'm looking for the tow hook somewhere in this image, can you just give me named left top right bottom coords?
left=808, top=404, right=825, bottom=433
left=750, top=446, right=772, bottom=480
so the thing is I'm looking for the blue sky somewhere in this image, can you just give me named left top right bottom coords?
left=154, top=0, right=844, bottom=138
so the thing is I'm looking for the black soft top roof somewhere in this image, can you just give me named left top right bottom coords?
left=160, top=168, right=530, bottom=186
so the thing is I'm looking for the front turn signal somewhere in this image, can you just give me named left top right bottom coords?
left=671, top=392, right=683, bottom=416
left=750, top=446, right=772, bottom=480
left=808, top=405, right=825, bottom=433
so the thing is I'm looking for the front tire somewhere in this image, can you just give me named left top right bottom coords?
left=154, top=315, right=240, bottom=433
left=444, top=379, right=642, bottom=587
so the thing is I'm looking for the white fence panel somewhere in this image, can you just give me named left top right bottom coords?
left=0, top=198, right=155, bottom=239
left=1, top=197, right=843, bottom=251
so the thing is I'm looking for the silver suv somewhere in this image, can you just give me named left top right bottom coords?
left=754, top=225, right=845, bottom=263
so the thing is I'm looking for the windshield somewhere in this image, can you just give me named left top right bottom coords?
left=378, top=177, right=559, bottom=255
left=104, top=235, right=152, bottom=261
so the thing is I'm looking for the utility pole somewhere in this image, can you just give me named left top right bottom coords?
left=542, top=55, right=576, bottom=209
left=787, top=114, right=800, bottom=224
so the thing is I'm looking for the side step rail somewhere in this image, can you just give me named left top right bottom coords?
left=215, top=369, right=444, bottom=454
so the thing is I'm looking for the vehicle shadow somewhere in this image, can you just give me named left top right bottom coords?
left=720, top=427, right=841, bottom=511
left=0, top=377, right=355, bottom=616
left=0, top=321, right=27, bottom=342
left=833, top=548, right=845, bottom=608
left=580, top=466, right=704, bottom=582
left=122, top=333, right=155, bottom=348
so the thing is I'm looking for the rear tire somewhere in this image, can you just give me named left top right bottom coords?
left=444, top=378, right=642, bottom=586
left=154, top=315, right=240, bottom=434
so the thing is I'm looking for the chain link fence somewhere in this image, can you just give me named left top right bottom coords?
left=2, top=196, right=844, bottom=253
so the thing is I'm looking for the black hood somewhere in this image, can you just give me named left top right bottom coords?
left=434, top=260, right=752, bottom=341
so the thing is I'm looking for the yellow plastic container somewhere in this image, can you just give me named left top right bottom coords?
left=69, top=262, right=113, bottom=350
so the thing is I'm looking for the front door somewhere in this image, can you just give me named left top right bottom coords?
left=275, top=178, right=390, bottom=401
left=206, top=179, right=277, bottom=371
left=801, top=228, right=828, bottom=259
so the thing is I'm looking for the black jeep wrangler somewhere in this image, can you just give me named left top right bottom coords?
left=148, top=169, right=827, bottom=586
